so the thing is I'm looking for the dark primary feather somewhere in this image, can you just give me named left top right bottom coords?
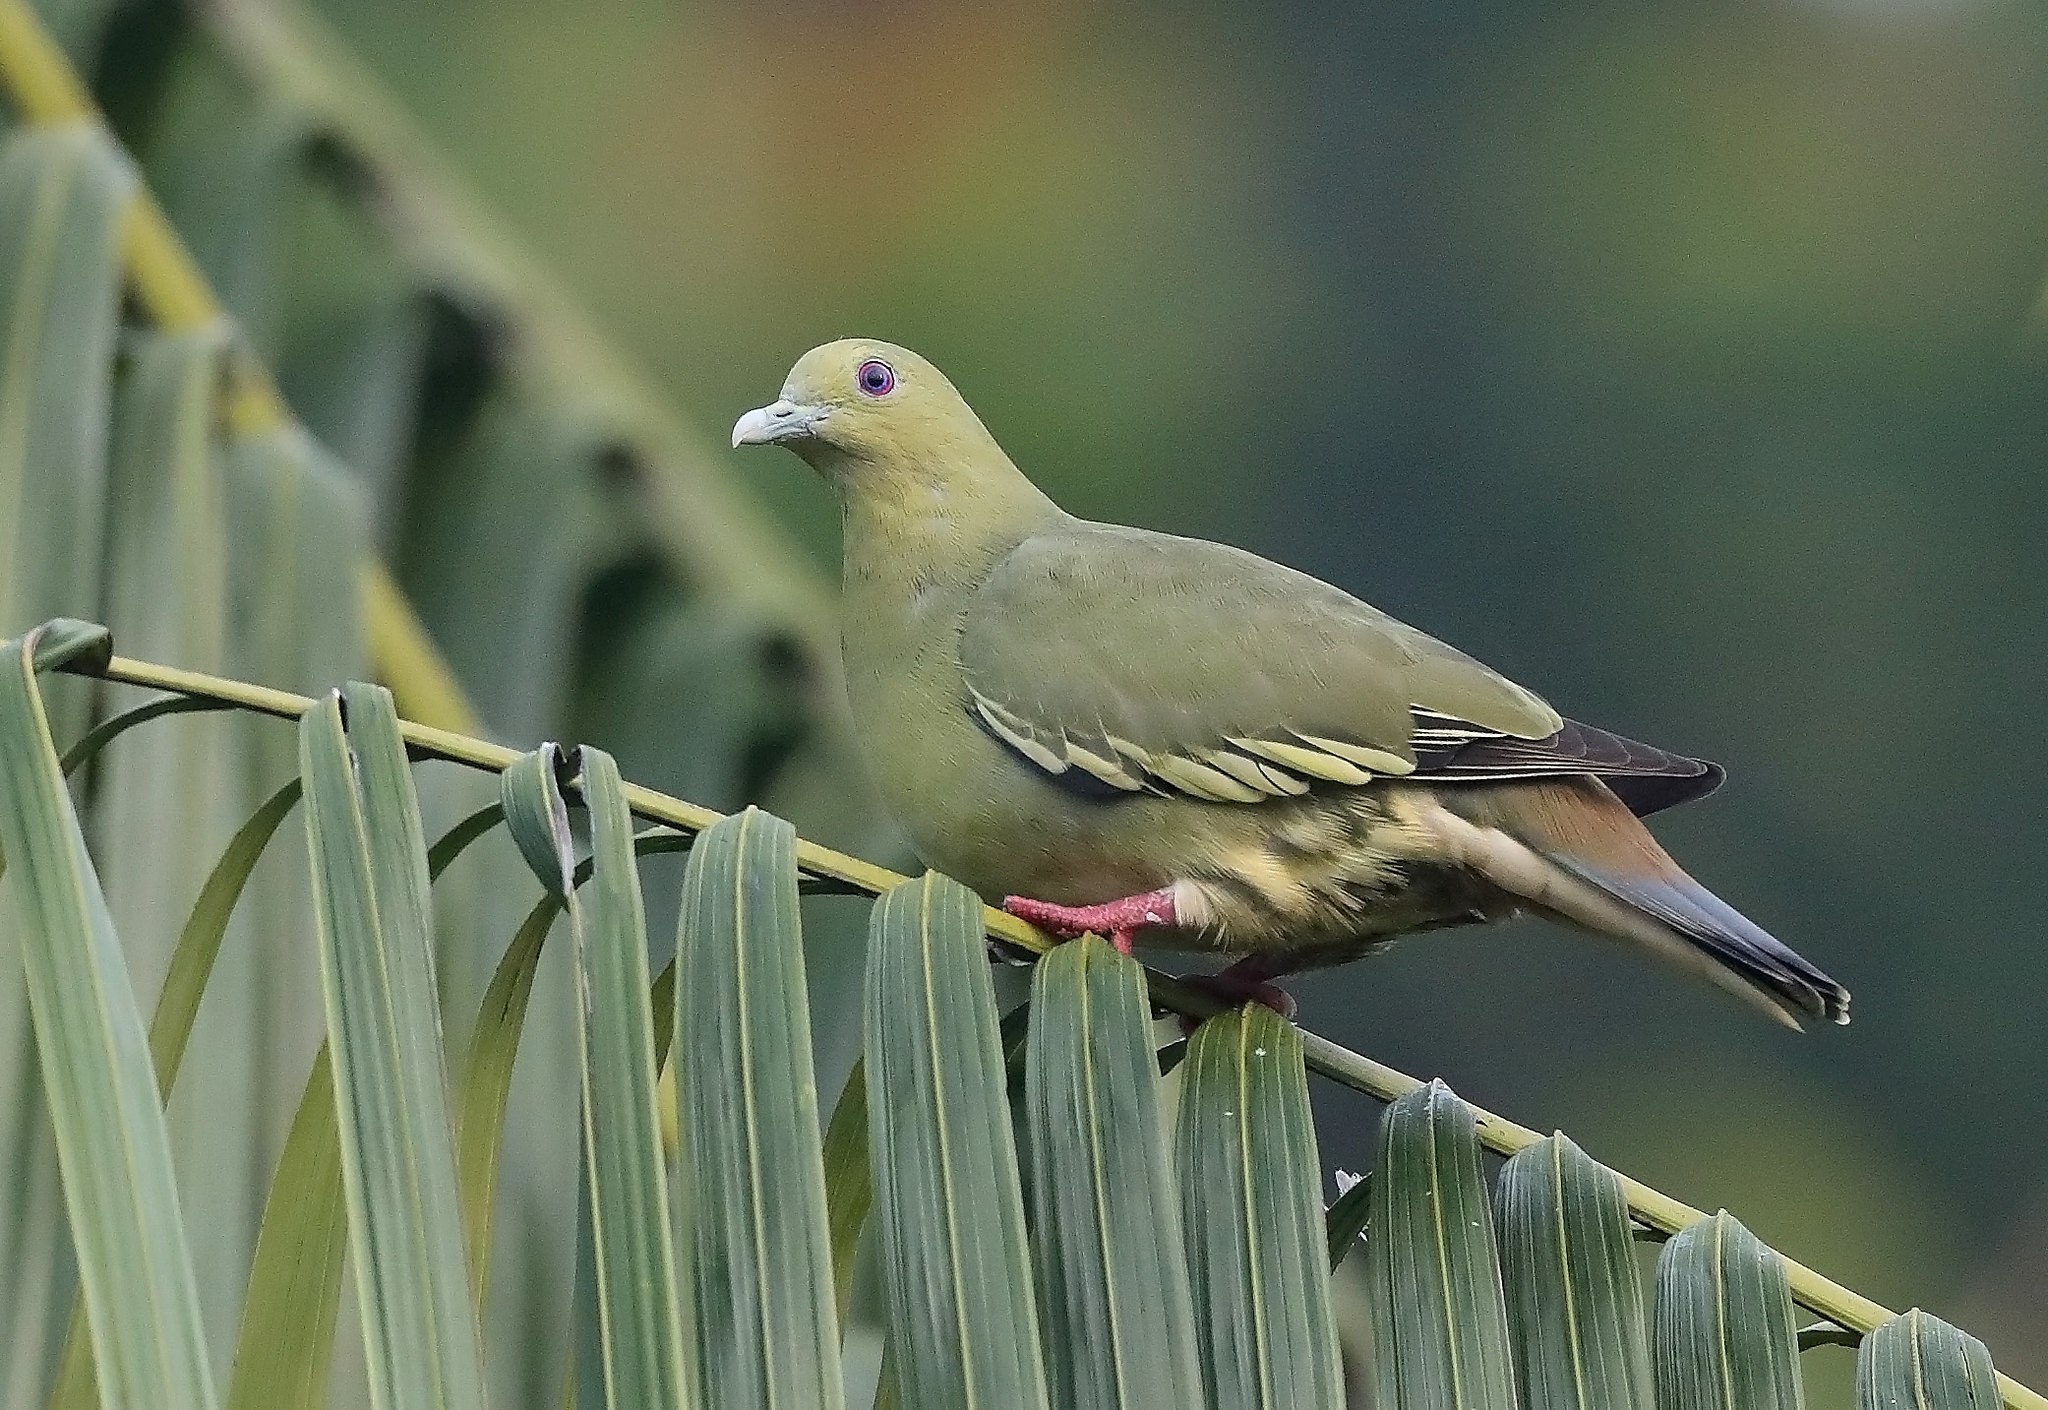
left=1413, top=716, right=1725, bottom=818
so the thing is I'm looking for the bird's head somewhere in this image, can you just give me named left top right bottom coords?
left=731, top=339, right=1001, bottom=480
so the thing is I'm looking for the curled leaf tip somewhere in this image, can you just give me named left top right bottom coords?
left=27, top=618, right=113, bottom=676
left=501, top=744, right=577, bottom=896
left=549, top=740, right=583, bottom=786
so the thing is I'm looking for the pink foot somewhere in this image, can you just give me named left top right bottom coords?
left=1175, top=958, right=1298, bottom=1035
left=1186, top=971, right=1298, bottom=1021
left=1003, top=888, right=1179, bottom=957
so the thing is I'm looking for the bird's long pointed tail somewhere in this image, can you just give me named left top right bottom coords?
left=1431, top=777, right=1850, bottom=1029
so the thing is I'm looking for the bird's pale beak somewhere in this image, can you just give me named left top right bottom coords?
left=731, top=399, right=826, bottom=448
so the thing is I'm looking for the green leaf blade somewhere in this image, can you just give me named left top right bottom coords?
left=505, top=745, right=688, bottom=1410
left=821, top=1058, right=873, bottom=1331
left=220, top=426, right=367, bottom=714
left=96, top=326, right=237, bottom=1023
left=223, top=1047, right=346, bottom=1410
left=0, top=119, right=131, bottom=1406
left=56, top=693, right=228, bottom=777
left=450, top=827, right=693, bottom=1333
left=1177, top=1006, right=1344, bottom=1410
left=299, top=682, right=485, bottom=1410
left=1025, top=935, right=1203, bottom=1410
left=453, top=891, right=557, bottom=1317
left=1856, top=1309, right=2000, bottom=1410
left=1653, top=1211, right=1803, bottom=1410
left=1496, top=1134, right=1651, bottom=1410
left=0, top=629, right=218, bottom=1410
left=0, top=126, right=128, bottom=645
left=147, top=779, right=303, bottom=1087
left=1325, top=1172, right=1370, bottom=1271
left=865, top=871, right=1049, bottom=1410
left=48, top=777, right=303, bottom=1410
left=677, top=805, right=843, bottom=1409
left=1365, top=1078, right=1518, bottom=1410
left=222, top=799, right=502, bottom=1410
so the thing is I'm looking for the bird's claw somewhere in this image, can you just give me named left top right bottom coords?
left=1172, top=969, right=1298, bottom=1037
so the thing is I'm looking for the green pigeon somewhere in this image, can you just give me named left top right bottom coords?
left=733, top=339, right=1849, bottom=1029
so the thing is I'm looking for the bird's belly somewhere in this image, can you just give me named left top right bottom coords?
left=876, top=725, right=1499, bottom=956
left=886, top=760, right=1183, bottom=910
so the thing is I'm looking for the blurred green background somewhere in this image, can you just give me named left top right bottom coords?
left=322, top=0, right=2048, bottom=1375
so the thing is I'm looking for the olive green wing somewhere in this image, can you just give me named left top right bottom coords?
left=956, top=524, right=1565, bottom=804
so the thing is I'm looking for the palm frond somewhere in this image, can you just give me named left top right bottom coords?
left=0, top=635, right=2031, bottom=1410
left=0, top=0, right=2036, bottom=1404
left=0, top=633, right=2041, bottom=1410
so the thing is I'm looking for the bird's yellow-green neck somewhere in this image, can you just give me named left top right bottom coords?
left=810, top=437, right=1066, bottom=607
left=817, top=435, right=1065, bottom=837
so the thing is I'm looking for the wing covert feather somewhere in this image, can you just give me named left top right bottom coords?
left=956, top=524, right=1562, bottom=803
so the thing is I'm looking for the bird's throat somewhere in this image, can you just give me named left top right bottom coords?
left=836, top=454, right=1064, bottom=611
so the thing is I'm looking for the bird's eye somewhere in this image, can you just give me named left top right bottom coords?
left=855, top=359, right=895, bottom=397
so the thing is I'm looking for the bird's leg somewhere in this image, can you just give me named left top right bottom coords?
left=1003, top=890, right=1298, bottom=1026
left=1002, top=887, right=1179, bottom=957
left=1180, top=955, right=1298, bottom=1022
